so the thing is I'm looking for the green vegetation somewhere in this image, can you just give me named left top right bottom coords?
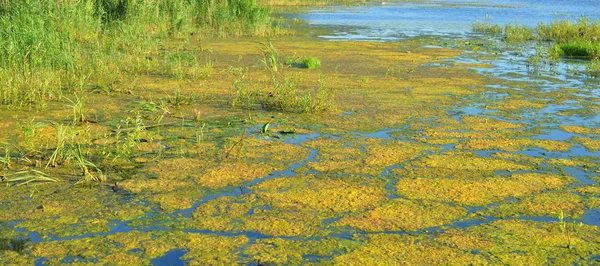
left=472, top=15, right=502, bottom=34
left=0, top=0, right=279, bottom=107
left=503, top=20, right=534, bottom=42
left=553, top=41, right=600, bottom=60
left=302, top=57, right=321, bottom=69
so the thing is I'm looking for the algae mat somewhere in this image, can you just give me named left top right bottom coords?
left=1, top=32, right=600, bottom=264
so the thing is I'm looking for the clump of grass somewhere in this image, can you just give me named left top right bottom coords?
left=537, top=16, right=600, bottom=43
left=260, top=40, right=279, bottom=72
left=1, top=170, right=58, bottom=187
left=585, top=59, right=600, bottom=77
left=552, top=41, right=600, bottom=60
left=503, top=20, right=534, bottom=42
left=303, top=57, right=321, bottom=69
left=472, top=15, right=502, bottom=34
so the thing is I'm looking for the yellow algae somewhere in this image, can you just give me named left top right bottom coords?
left=453, top=62, right=493, bottom=68
left=461, top=116, right=524, bottom=131
left=234, top=137, right=308, bottom=164
left=457, top=138, right=572, bottom=152
left=241, top=211, right=322, bottom=236
left=490, top=152, right=545, bottom=165
left=572, top=136, right=600, bottom=152
left=253, top=176, right=385, bottom=214
left=247, top=238, right=354, bottom=265
left=492, top=99, right=545, bottom=111
left=396, top=173, right=573, bottom=205
left=145, top=158, right=212, bottom=180
left=414, top=137, right=461, bottom=145
left=488, top=192, right=585, bottom=218
left=195, top=162, right=274, bottom=188
left=0, top=251, right=35, bottom=266
left=560, top=125, right=600, bottom=135
left=190, top=195, right=255, bottom=231
left=306, top=138, right=435, bottom=175
left=179, top=233, right=248, bottom=265
left=332, top=234, right=487, bottom=265
left=576, top=185, right=600, bottom=196
left=149, top=190, right=199, bottom=211
left=422, top=130, right=505, bottom=139
left=120, top=179, right=191, bottom=193
left=365, top=141, right=436, bottom=168
left=99, top=253, right=149, bottom=265
left=107, top=231, right=154, bottom=251
left=412, top=151, right=531, bottom=172
left=335, top=198, right=466, bottom=232
left=2, top=187, right=146, bottom=238
left=437, top=220, right=600, bottom=265
left=30, top=236, right=118, bottom=263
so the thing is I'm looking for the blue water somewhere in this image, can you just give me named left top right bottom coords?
left=301, top=0, right=600, bottom=40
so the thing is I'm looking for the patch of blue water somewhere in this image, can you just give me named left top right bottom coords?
left=580, top=209, right=600, bottom=227
left=151, top=249, right=187, bottom=266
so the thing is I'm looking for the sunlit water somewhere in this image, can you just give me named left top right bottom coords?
left=300, top=0, right=600, bottom=40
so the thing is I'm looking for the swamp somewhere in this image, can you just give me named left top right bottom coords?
left=1, top=0, right=600, bottom=265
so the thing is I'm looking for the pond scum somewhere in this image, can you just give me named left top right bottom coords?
left=1, top=0, right=600, bottom=265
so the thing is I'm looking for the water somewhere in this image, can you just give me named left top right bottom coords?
left=301, top=0, right=600, bottom=40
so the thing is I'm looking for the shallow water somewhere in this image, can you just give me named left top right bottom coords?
left=301, top=0, right=600, bottom=40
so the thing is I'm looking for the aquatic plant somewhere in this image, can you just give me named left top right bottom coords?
left=260, top=40, right=279, bottom=72
left=1, top=169, right=58, bottom=186
left=553, top=41, right=600, bottom=60
left=472, top=15, right=502, bottom=34
left=302, top=57, right=321, bottom=69
left=536, top=16, right=600, bottom=43
left=503, top=20, right=534, bottom=42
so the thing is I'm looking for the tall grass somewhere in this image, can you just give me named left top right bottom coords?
left=0, top=0, right=279, bottom=107
left=537, top=16, right=600, bottom=43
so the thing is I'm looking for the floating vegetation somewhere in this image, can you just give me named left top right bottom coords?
left=1, top=1, right=599, bottom=264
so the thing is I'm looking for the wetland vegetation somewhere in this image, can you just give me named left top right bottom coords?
left=1, top=0, right=600, bottom=265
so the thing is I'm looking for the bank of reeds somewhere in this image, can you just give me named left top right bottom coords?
left=0, top=0, right=278, bottom=107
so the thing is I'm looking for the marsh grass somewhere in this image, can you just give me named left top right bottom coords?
left=553, top=41, right=600, bottom=60
left=1, top=169, right=58, bottom=186
left=503, top=20, right=534, bottom=42
left=303, top=57, right=321, bottom=69
left=0, top=0, right=279, bottom=107
left=260, top=40, right=279, bottom=72
left=472, top=15, right=502, bottom=34
left=537, top=16, right=600, bottom=43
